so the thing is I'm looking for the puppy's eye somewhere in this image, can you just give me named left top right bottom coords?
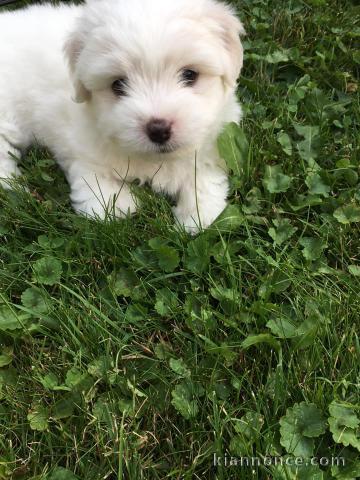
left=180, top=69, right=199, bottom=86
left=111, top=78, right=128, bottom=96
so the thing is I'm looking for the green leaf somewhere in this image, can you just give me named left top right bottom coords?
left=38, top=235, right=64, bottom=249
left=127, top=378, right=146, bottom=398
left=21, top=287, right=48, bottom=314
left=184, top=236, right=211, bottom=274
left=267, top=317, right=298, bottom=338
left=0, top=356, right=12, bottom=368
left=210, top=285, right=240, bottom=315
left=149, top=238, right=180, bottom=273
left=155, top=288, right=179, bottom=316
left=169, top=358, right=191, bottom=378
left=27, top=406, right=49, bottom=431
left=273, top=461, right=324, bottom=480
left=293, top=124, right=320, bottom=162
left=305, top=173, right=330, bottom=197
left=229, top=435, right=248, bottom=457
left=277, top=132, right=293, bottom=156
left=211, top=240, right=241, bottom=265
left=0, top=367, right=17, bottom=389
left=329, top=402, right=359, bottom=428
left=88, top=356, right=113, bottom=379
left=263, top=165, right=292, bottom=193
left=280, top=403, right=326, bottom=457
left=156, top=247, right=180, bottom=273
left=33, top=257, right=62, bottom=285
left=241, top=334, right=280, bottom=352
left=40, top=373, right=59, bottom=390
left=92, top=396, right=114, bottom=424
left=107, top=268, right=138, bottom=297
left=65, top=368, right=84, bottom=388
left=290, top=194, right=323, bottom=211
left=49, top=467, right=79, bottom=480
left=331, top=452, right=360, bottom=479
left=217, top=122, right=249, bottom=177
left=348, top=265, right=360, bottom=277
left=0, top=353, right=14, bottom=368
left=328, top=401, right=360, bottom=451
left=212, top=204, right=245, bottom=231
left=52, top=395, right=76, bottom=420
left=40, top=172, right=55, bottom=183
left=234, top=411, right=264, bottom=442
left=264, top=50, right=289, bottom=63
left=171, top=383, right=199, bottom=420
left=334, top=205, right=360, bottom=224
left=0, top=305, right=24, bottom=331
left=64, top=367, right=93, bottom=393
left=125, top=303, right=148, bottom=324
left=268, top=218, right=297, bottom=246
left=259, top=270, right=292, bottom=299
left=210, top=286, right=239, bottom=303
left=299, top=237, right=327, bottom=261
left=242, top=187, right=262, bottom=214
left=118, top=398, right=136, bottom=417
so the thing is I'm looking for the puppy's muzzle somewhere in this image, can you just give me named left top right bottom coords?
left=146, top=118, right=172, bottom=145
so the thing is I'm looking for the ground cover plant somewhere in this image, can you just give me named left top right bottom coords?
left=0, top=0, right=359, bottom=478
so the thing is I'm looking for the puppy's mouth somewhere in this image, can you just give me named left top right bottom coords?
left=156, top=144, right=178, bottom=154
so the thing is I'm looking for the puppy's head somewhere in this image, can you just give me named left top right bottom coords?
left=64, top=0, right=245, bottom=155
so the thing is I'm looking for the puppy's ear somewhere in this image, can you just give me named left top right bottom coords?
left=64, top=31, right=91, bottom=103
left=205, top=1, right=245, bottom=88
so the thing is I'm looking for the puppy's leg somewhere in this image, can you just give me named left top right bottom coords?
left=68, top=164, right=137, bottom=219
left=0, top=136, right=21, bottom=189
left=173, top=166, right=228, bottom=233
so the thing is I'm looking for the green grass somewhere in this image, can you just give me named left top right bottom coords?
left=0, top=0, right=359, bottom=479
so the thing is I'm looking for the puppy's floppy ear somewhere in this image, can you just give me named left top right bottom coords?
left=205, top=1, right=245, bottom=88
left=64, top=31, right=91, bottom=103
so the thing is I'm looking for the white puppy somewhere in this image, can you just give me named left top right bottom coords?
left=0, top=0, right=244, bottom=232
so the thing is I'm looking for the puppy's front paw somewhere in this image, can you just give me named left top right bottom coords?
left=173, top=197, right=228, bottom=235
left=71, top=181, right=137, bottom=219
left=173, top=206, right=210, bottom=235
left=173, top=212, right=201, bottom=235
left=0, top=160, right=22, bottom=190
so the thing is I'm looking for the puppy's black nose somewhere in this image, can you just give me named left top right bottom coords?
left=146, top=119, right=171, bottom=145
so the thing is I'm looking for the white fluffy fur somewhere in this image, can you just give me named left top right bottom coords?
left=0, top=0, right=244, bottom=232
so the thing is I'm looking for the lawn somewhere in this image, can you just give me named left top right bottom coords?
left=0, top=0, right=359, bottom=479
